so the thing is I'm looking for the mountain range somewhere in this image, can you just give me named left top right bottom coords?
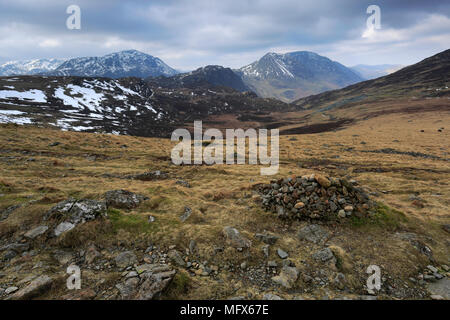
left=0, top=58, right=66, bottom=76
left=0, top=49, right=396, bottom=102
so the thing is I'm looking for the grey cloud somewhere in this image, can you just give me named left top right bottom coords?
left=0, top=0, right=448, bottom=69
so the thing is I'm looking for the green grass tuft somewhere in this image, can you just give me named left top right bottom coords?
left=349, top=202, right=407, bottom=230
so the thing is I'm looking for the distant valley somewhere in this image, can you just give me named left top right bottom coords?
left=0, top=49, right=448, bottom=137
left=350, top=64, right=405, bottom=80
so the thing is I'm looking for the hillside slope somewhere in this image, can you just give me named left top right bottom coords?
left=294, top=49, right=450, bottom=112
left=0, top=75, right=289, bottom=137
left=148, top=65, right=250, bottom=92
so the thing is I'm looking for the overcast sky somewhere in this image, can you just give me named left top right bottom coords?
left=0, top=0, right=449, bottom=70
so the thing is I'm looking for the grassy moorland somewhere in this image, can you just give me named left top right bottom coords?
left=0, top=106, right=449, bottom=299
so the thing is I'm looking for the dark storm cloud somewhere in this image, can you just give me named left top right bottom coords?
left=0, top=0, right=448, bottom=69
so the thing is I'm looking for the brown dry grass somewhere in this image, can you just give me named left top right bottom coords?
left=0, top=105, right=449, bottom=299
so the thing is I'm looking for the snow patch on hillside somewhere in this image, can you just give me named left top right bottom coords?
left=54, top=85, right=106, bottom=111
left=0, top=89, right=47, bottom=103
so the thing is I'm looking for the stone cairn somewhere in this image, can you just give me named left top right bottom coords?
left=257, top=174, right=374, bottom=220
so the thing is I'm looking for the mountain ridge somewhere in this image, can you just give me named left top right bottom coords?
left=0, top=58, right=66, bottom=76
left=48, top=50, right=178, bottom=78
left=237, top=51, right=363, bottom=102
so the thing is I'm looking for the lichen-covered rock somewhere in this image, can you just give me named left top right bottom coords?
left=222, top=226, right=251, bottom=249
left=272, top=265, right=299, bottom=289
left=116, top=264, right=176, bottom=300
left=104, top=189, right=149, bottom=209
left=115, top=251, right=138, bottom=268
left=24, top=225, right=48, bottom=239
left=130, top=170, right=168, bottom=181
left=11, top=275, right=53, bottom=300
left=297, top=224, right=330, bottom=245
left=312, top=247, right=335, bottom=262
left=54, top=222, right=75, bottom=237
left=167, top=250, right=186, bottom=267
left=134, top=265, right=176, bottom=300
left=45, top=198, right=107, bottom=224
left=255, top=232, right=279, bottom=245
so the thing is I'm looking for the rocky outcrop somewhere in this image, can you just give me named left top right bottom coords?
left=104, top=190, right=149, bottom=210
left=44, top=198, right=107, bottom=237
left=24, top=226, right=48, bottom=239
left=222, top=227, right=251, bottom=249
left=11, top=275, right=53, bottom=300
left=115, top=251, right=138, bottom=268
left=44, top=198, right=107, bottom=224
left=116, top=264, right=176, bottom=300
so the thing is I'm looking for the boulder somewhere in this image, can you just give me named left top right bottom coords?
left=53, top=250, right=74, bottom=265
left=255, top=232, right=279, bottom=245
left=134, top=265, right=176, bottom=300
left=427, top=278, right=450, bottom=300
left=180, top=206, right=192, bottom=222
left=222, top=227, right=251, bottom=249
left=54, top=222, right=75, bottom=237
left=271, top=266, right=299, bottom=289
left=104, top=190, right=149, bottom=210
left=0, top=243, right=30, bottom=253
left=11, top=275, right=53, bottom=300
left=45, top=198, right=107, bottom=224
left=24, top=226, right=48, bottom=239
left=116, top=277, right=140, bottom=299
left=167, top=250, right=186, bottom=267
left=312, top=248, right=335, bottom=262
left=277, top=248, right=289, bottom=259
left=297, top=224, right=330, bottom=245
left=116, top=264, right=176, bottom=300
left=262, top=293, right=284, bottom=300
left=115, top=251, right=138, bottom=268
left=0, top=204, right=22, bottom=222
left=315, top=175, right=331, bottom=188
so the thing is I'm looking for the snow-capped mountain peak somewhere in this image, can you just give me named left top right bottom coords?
left=50, top=50, right=178, bottom=78
left=0, top=58, right=66, bottom=76
left=238, top=51, right=364, bottom=101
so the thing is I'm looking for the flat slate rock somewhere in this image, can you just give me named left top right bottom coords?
left=297, top=224, right=330, bottom=245
left=427, top=278, right=450, bottom=299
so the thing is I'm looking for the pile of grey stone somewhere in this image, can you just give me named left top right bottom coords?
left=257, top=174, right=373, bottom=220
